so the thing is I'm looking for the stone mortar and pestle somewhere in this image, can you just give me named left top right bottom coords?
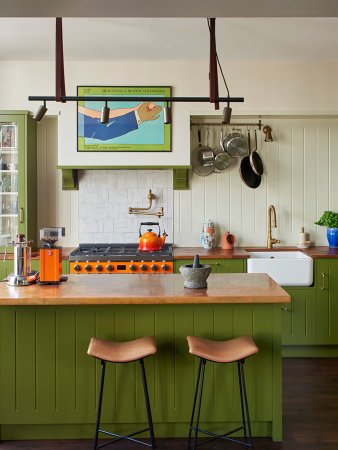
left=179, top=255, right=212, bottom=289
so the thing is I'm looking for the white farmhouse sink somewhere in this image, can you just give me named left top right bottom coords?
left=246, top=251, right=313, bottom=286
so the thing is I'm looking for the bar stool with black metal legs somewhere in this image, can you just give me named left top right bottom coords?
left=87, top=336, right=157, bottom=450
left=186, top=335, right=259, bottom=450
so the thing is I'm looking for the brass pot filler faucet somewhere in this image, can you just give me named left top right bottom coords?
left=267, top=205, right=280, bottom=249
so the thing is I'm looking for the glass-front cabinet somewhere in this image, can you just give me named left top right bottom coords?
left=0, top=112, right=37, bottom=250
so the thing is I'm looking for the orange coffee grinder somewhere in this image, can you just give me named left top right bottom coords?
left=39, top=227, right=66, bottom=285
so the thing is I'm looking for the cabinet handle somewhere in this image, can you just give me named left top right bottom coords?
left=19, top=207, right=24, bottom=223
left=281, top=304, right=288, bottom=311
left=321, top=272, right=327, bottom=290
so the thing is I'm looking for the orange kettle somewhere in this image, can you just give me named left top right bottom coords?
left=138, top=222, right=168, bottom=252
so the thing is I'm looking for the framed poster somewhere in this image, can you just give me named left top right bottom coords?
left=77, top=86, right=172, bottom=152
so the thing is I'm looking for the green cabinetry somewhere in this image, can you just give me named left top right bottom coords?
left=282, top=258, right=338, bottom=352
left=282, top=288, right=316, bottom=345
left=316, top=259, right=338, bottom=344
left=174, top=258, right=245, bottom=274
left=0, top=303, right=282, bottom=441
left=0, top=111, right=37, bottom=250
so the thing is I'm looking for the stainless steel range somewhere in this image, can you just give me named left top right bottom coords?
left=69, top=243, right=173, bottom=274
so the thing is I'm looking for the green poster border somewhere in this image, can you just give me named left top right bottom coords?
left=77, top=86, right=172, bottom=152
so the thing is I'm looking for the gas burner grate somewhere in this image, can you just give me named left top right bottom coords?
left=69, top=243, right=173, bottom=262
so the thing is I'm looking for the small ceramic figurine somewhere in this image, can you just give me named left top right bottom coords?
left=200, top=220, right=216, bottom=249
left=222, top=231, right=237, bottom=250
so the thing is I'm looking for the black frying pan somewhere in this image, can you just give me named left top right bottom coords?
left=240, top=131, right=261, bottom=189
left=250, top=129, right=264, bottom=176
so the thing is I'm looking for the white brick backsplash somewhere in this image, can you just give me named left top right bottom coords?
left=80, top=232, right=94, bottom=242
left=79, top=170, right=173, bottom=243
left=79, top=219, right=104, bottom=233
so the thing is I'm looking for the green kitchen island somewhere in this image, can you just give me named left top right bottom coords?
left=0, top=273, right=290, bottom=442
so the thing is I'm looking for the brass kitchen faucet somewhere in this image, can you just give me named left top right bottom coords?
left=267, top=205, right=280, bottom=249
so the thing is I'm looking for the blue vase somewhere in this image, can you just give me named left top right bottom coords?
left=327, top=228, right=338, bottom=248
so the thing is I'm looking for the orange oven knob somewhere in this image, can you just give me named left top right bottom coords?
left=95, top=264, right=103, bottom=272
left=130, top=264, right=138, bottom=272
left=161, top=263, right=169, bottom=272
left=73, top=264, right=81, bottom=272
left=151, top=264, right=158, bottom=272
left=106, top=264, right=114, bottom=272
left=140, top=263, right=148, bottom=272
left=84, top=264, right=92, bottom=272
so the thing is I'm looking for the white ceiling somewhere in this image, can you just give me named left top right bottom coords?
left=2, top=0, right=338, bottom=17
left=2, top=0, right=338, bottom=62
left=0, top=17, right=338, bottom=61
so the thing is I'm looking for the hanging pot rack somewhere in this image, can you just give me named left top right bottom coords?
left=191, top=121, right=274, bottom=142
left=191, top=120, right=263, bottom=129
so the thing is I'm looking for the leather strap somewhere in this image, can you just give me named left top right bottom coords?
left=209, top=18, right=219, bottom=110
left=56, top=17, right=66, bottom=103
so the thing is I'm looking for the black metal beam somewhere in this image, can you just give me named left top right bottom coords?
left=28, top=96, right=244, bottom=103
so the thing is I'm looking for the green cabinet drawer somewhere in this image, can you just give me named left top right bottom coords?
left=174, top=258, right=245, bottom=274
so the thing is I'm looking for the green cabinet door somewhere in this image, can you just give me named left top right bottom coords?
left=174, top=258, right=245, bottom=274
left=0, top=111, right=37, bottom=251
left=282, top=288, right=317, bottom=345
left=0, top=260, right=15, bottom=280
left=316, top=259, right=338, bottom=345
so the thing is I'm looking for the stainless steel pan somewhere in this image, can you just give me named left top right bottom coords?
left=223, top=129, right=249, bottom=157
left=213, top=129, right=231, bottom=172
left=192, top=127, right=214, bottom=176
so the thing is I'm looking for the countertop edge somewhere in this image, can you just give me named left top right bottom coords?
left=173, top=246, right=338, bottom=259
left=0, top=296, right=290, bottom=306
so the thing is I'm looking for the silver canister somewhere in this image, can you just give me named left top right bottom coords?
left=14, top=239, right=32, bottom=277
left=6, top=234, right=36, bottom=286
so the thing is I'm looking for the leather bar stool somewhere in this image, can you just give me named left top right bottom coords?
left=186, top=335, right=259, bottom=450
left=87, top=336, right=157, bottom=450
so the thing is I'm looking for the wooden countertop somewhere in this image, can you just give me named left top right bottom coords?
left=0, top=273, right=290, bottom=306
left=173, top=247, right=250, bottom=259
left=173, top=246, right=338, bottom=259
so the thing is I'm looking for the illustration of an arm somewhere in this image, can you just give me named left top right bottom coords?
left=78, top=105, right=138, bottom=119
left=79, top=102, right=162, bottom=141
left=82, top=111, right=139, bottom=141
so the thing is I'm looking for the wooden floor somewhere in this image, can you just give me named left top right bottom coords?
left=1, top=358, right=338, bottom=450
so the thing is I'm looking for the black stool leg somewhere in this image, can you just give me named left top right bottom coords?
left=94, top=359, right=106, bottom=450
left=139, top=358, right=156, bottom=450
left=191, top=359, right=206, bottom=450
left=237, top=361, right=248, bottom=444
left=187, top=358, right=204, bottom=450
left=239, top=360, right=253, bottom=448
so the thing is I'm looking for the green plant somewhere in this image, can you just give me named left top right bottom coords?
left=315, top=210, right=338, bottom=228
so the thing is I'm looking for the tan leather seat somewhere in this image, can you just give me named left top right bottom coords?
left=87, top=336, right=157, bottom=363
left=187, top=335, right=259, bottom=363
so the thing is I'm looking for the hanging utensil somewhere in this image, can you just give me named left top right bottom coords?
left=250, top=129, right=264, bottom=176
left=223, top=128, right=248, bottom=157
left=239, top=130, right=261, bottom=189
left=192, top=127, right=214, bottom=177
left=213, top=128, right=231, bottom=172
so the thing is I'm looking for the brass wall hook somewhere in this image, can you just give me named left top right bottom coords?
left=263, top=125, right=273, bottom=142
left=128, top=189, right=164, bottom=218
